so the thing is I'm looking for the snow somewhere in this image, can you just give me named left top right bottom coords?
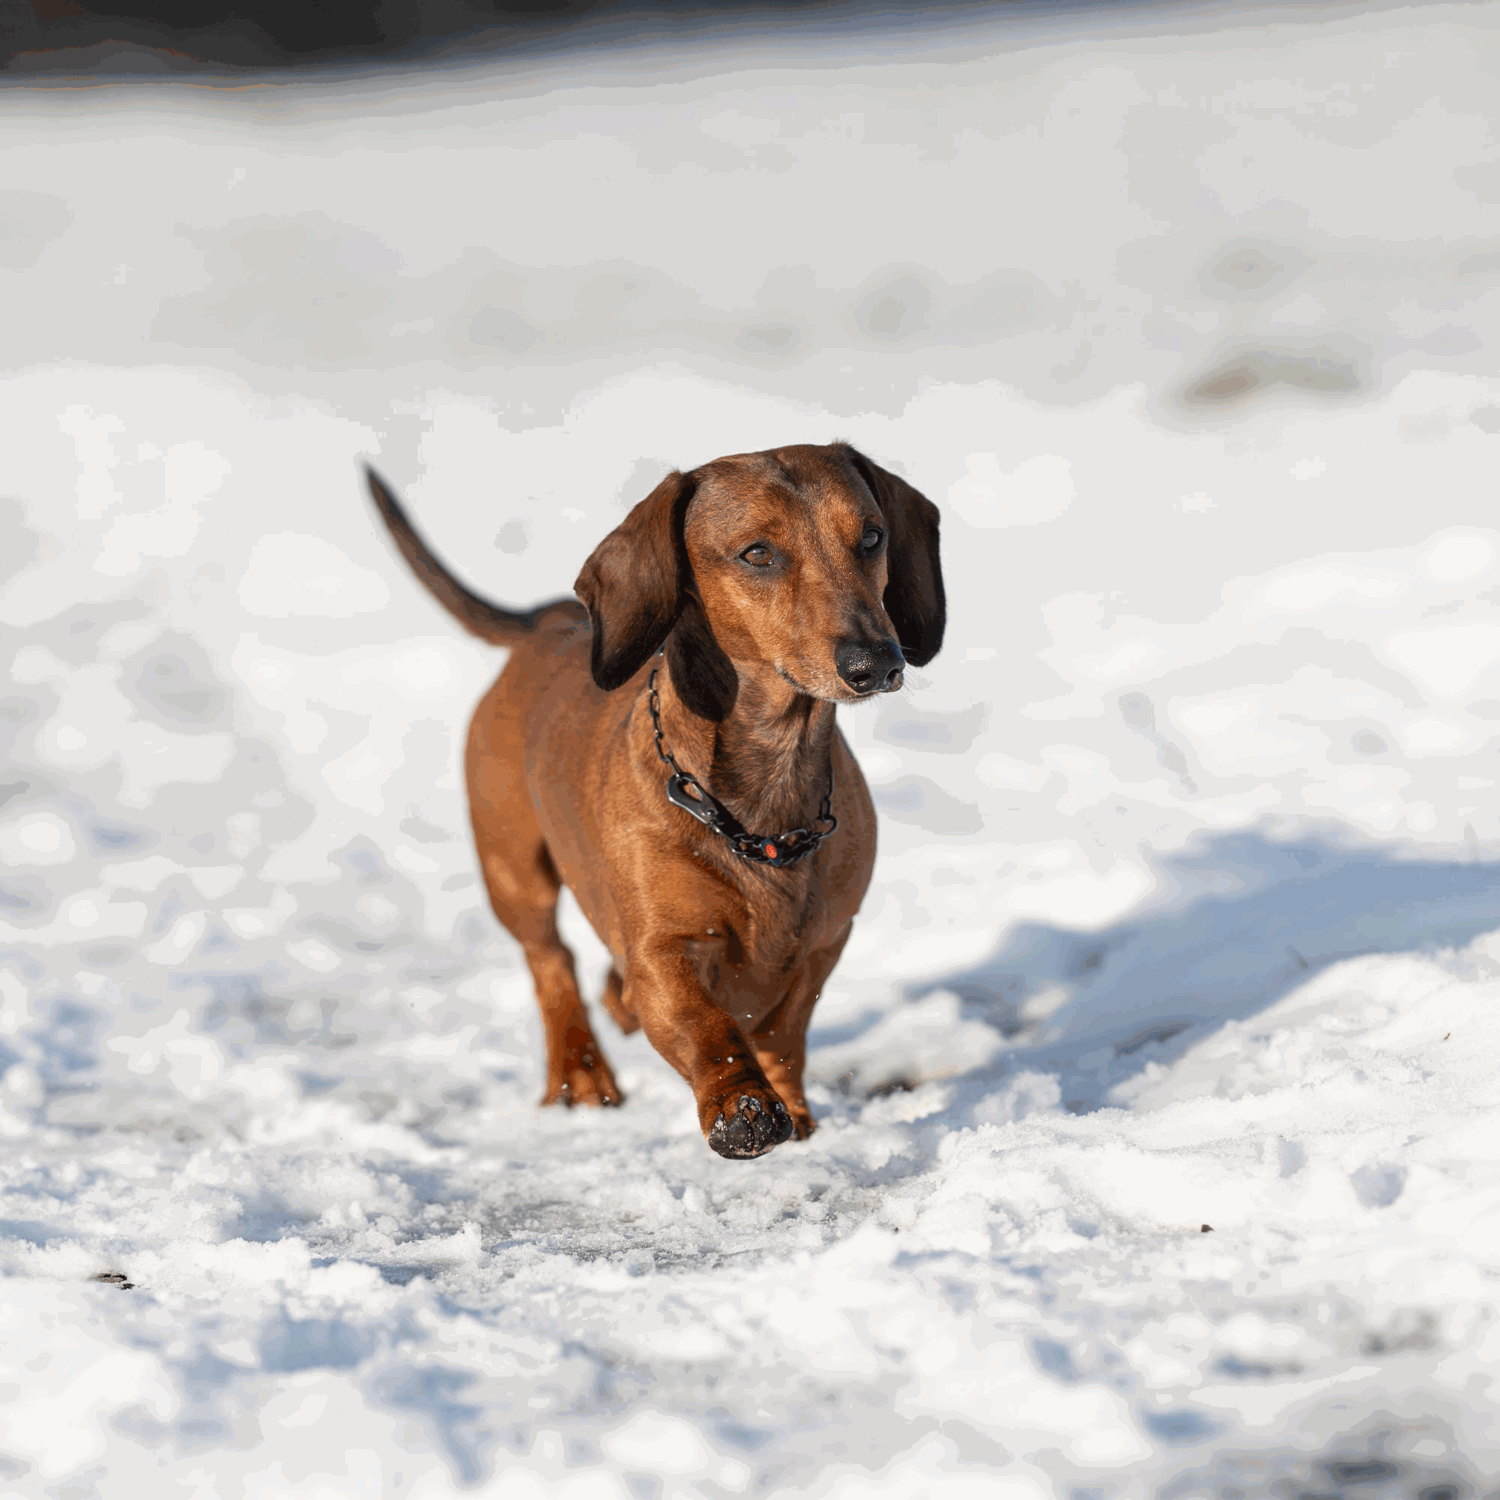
left=4, top=1, right=1500, bottom=1493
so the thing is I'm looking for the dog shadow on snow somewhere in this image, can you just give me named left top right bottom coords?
left=819, top=825, right=1500, bottom=1115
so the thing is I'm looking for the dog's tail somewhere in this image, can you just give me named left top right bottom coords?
left=365, top=465, right=546, bottom=646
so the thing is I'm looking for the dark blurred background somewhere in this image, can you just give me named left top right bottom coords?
left=4, top=0, right=1429, bottom=77
left=0, top=0, right=984, bottom=73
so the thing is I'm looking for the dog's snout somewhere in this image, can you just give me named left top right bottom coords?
left=834, top=638, right=906, bottom=694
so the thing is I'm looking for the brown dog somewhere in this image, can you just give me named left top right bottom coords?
left=365, top=443, right=944, bottom=1157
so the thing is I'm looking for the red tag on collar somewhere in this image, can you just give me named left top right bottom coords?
left=763, top=843, right=779, bottom=859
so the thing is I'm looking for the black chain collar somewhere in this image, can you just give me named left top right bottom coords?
left=647, top=669, right=838, bottom=867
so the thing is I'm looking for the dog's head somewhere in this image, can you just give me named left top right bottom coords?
left=574, top=443, right=944, bottom=712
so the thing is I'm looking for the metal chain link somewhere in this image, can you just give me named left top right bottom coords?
left=647, top=669, right=837, bottom=866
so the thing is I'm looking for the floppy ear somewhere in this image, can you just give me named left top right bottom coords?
left=843, top=447, right=946, bottom=667
left=573, top=470, right=695, bottom=691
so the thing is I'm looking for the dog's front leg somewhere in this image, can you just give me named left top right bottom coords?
left=746, top=933, right=851, bottom=1141
left=625, top=943, right=796, bottom=1159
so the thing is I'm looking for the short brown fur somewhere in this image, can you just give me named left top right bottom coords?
left=366, top=442, right=944, bottom=1158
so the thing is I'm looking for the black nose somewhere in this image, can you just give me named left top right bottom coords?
left=835, top=638, right=906, bottom=694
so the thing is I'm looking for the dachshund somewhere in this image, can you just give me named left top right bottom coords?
left=365, top=442, right=944, bottom=1157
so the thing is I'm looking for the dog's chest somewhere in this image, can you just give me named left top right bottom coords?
left=684, top=877, right=849, bottom=1016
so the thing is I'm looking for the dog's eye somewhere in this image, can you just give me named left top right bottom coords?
left=860, top=527, right=884, bottom=552
left=740, top=544, right=772, bottom=567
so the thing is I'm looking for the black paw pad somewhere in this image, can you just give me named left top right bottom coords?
left=708, top=1094, right=796, bottom=1159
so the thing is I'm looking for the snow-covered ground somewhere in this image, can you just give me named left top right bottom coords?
left=4, top=2, right=1500, bottom=1493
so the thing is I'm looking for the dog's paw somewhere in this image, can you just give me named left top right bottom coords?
left=541, top=1049, right=624, bottom=1109
left=707, top=1093, right=795, bottom=1159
